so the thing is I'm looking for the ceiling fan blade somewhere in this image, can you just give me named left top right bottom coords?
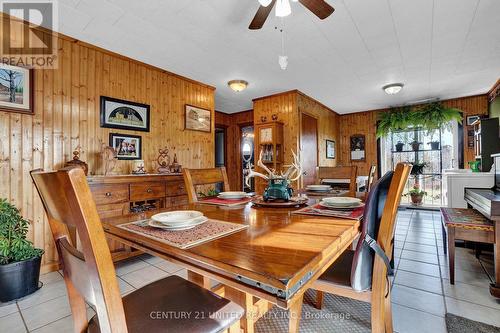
left=298, top=0, right=334, bottom=19
left=249, top=0, right=277, bottom=30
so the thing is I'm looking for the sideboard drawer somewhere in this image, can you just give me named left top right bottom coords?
left=130, top=182, right=166, bottom=201
left=166, top=181, right=187, bottom=196
left=169, top=195, right=188, bottom=208
left=91, top=184, right=129, bottom=205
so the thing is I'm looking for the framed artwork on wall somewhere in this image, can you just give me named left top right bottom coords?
left=100, top=96, right=150, bottom=132
left=109, top=133, right=142, bottom=160
left=326, top=139, right=335, bottom=159
left=350, top=134, right=366, bottom=161
left=466, top=115, right=481, bottom=126
left=0, top=63, right=33, bottom=114
left=185, top=104, right=211, bottom=132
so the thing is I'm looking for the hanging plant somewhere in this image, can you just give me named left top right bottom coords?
left=417, top=102, right=462, bottom=133
left=376, top=106, right=413, bottom=138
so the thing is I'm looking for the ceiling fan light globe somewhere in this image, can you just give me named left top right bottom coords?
left=258, top=0, right=273, bottom=7
left=276, top=0, right=291, bottom=17
left=279, top=55, right=288, bottom=70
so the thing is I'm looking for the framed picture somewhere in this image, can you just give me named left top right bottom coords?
left=109, top=133, right=142, bottom=160
left=185, top=104, right=211, bottom=132
left=0, top=64, right=33, bottom=114
left=466, top=115, right=481, bottom=126
left=326, top=139, right=335, bottom=159
left=100, top=96, right=150, bottom=132
left=350, top=134, right=366, bottom=161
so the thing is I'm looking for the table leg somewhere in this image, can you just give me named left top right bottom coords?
left=288, top=294, right=304, bottom=333
left=490, top=220, right=500, bottom=298
left=441, top=219, right=447, bottom=255
left=447, top=227, right=455, bottom=285
left=224, top=286, right=255, bottom=333
left=187, top=270, right=211, bottom=289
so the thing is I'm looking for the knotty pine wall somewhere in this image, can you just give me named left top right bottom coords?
left=338, top=94, right=489, bottom=175
left=0, top=21, right=215, bottom=272
left=215, top=110, right=253, bottom=190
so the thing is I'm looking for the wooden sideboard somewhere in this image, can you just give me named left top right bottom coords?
left=87, top=173, right=188, bottom=261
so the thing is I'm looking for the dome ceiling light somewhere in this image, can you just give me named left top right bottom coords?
left=383, top=83, right=404, bottom=95
left=228, top=80, right=249, bottom=92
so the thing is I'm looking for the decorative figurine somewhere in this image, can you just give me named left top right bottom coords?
left=169, top=153, right=182, bottom=173
left=132, top=160, right=146, bottom=174
left=245, top=150, right=303, bottom=202
left=64, top=146, right=89, bottom=175
left=101, top=145, right=117, bottom=176
left=271, top=113, right=278, bottom=121
left=157, top=147, right=171, bottom=174
left=260, top=116, right=267, bottom=123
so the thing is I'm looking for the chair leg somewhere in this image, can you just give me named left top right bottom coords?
left=448, top=227, right=455, bottom=284
left=384, top=284, right=394, bottom=333
left=315, top=290, right=324, bottom=310
left=228, top=320, right=241, bottom=333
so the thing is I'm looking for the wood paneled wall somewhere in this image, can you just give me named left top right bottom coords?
left=338, top=95, right=489, bottom=175
left=253, top=90, right=339, bottom=191
left=0, top=18, right=215, bottom=272
left=215, top=110, right=253, bottom=190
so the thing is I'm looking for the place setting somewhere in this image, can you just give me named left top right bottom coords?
left=293, top=196, right=365, bottom=220
left=117, top=210, right=248, bottom=249
left=198, top=191, right=254, bottom=206
left=302, top=184, right=349, bottom=197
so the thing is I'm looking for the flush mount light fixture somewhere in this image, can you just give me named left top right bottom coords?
left=383, top=83, right=404, bottom=95
left=228, top=80, right=249, bottom=92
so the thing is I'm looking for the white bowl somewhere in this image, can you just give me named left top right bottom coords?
left=321, top=197, right=361, bottom=207
left=218, top=191, right=249, bottom=199
left=148, top=217, right=207, bottom=230
left=151, top=211, right=203, bottom=225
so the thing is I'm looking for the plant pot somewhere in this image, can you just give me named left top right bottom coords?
left=410, top=141, right=422, bottom=151
left=395, top=142, right=405, bottom=152
left=0, top=256, right=41, bottom=302
left=410, top=193, right=424, bottom=205
left=428, top=141, right=440, bottom=150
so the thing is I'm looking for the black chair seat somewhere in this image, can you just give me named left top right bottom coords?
left=318, top=250, right=354, bottom=287
left=88, top=275, right=243, bottom=333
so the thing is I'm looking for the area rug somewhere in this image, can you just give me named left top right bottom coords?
left=255, top=290, right=371, bottom=333
left=446, top=313, right=500, bottom=333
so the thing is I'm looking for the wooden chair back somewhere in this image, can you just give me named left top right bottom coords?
left=31, top=168, right=127, bottom=333
left=182, top=167, right=230, bottom=203
left=316, top=166, right=358, bottom=196
left=370, top=163, right=411, bottom=330
left=366, top=165, right=377, bottom=192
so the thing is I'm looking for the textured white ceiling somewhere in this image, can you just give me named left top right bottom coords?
left=32, top=0, right=500, bottom=113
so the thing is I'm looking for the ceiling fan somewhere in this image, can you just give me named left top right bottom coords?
left=249, top=0, right=334, bottom=30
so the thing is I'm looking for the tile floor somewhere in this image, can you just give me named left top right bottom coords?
left=1, top=209, right=499, bottom=332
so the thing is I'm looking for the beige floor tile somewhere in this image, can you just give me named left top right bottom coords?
left=120, top=265, right=169, bottom=288
left=400, top=250, right=439, bottom=265
left=140, top=254, right=164, bottom=265
left=0, top=311, right=27, bottom=333
left=0, top=301, right=18, bottom=318
left=443, top=281, right=500, bottom=309
left=17, top=280, right=67, bottom=310
left=31, top=308, right=95, bottom=333
left=392, top=303, right=446, bottom=333
left=441, top=267, right=491, bottom=287
left=403, top=242, right=437, bottom=254
left=39, top=271, right=63, bottom=285
left=392, top=285, right=445, bottom=316
left=114, top=257, right=150, bottom=276
left=445, top=297, right=500, bottom=327
left=173, top=269, right=188, bottom=280
left=398, top=259, right=441, bottom=277
left=153, top=259, right=185, bottom=273
left=117, top=277, right=135, bottom=295
left=21, top=295, right=72, bottom=330
left=394, top=270, right=443, bottom=295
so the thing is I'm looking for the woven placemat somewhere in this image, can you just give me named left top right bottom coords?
left=118, top=219, right=248, bottom=249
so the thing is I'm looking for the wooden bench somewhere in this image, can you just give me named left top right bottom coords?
left=440, top=207, right=495, bottom=284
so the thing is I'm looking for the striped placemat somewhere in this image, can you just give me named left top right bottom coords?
left=118, top=219, right=248, bottom=249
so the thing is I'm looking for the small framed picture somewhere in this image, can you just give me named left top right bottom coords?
left=0, top=63, right=34, bottom=114
left=100, top=96, right=150, bottom=132
left=185, top=104, right=211, bottom=132
left=466, top=115, right=481, bottom=126
left=109, top=133, right=142, bottom=160
left=326, top=140, right=335, bottom=159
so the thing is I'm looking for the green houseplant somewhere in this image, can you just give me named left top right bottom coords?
left=0, top=198, right=44, bottom=302
left=405, top=183, right=427, bottom=206
left=376, top=106, right=413, bottom=138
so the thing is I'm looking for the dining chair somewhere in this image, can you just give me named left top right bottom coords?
left=316, top=166, right=358, bottom=196
left=366, top=164, right=377, bottom=193
left=311, top=163, right=411, bottom=333
left=31, top=167, right=243, bottom=333
left=183, top=167, right=230, bottom=203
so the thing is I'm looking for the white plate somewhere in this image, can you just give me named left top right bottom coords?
left=218, top=191, right=249, bottom=199
left=306, top=185, right=331, bottom=192
left=319, top=201, right=365, bottom=210
left=151, top=211, right=203, bottom=225
left=148, top=217, right=207, bottom=230
left=321, top=197, right=361, bottom=207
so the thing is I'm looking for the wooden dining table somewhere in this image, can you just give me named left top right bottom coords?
left=102, top=200, right=361, bottom=333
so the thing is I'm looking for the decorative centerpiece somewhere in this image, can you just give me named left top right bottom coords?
left=157, top=147, right=171, bottom=174
left=170, top=153, right=182, bottom=173
left=246, top=150, right=303, bottom=202
left=64, top=146, right=88, bottom=175
left=131, top=160, right=146, bottom=174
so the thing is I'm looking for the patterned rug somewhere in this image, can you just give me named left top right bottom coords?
left=446, top=313, right=500, bottom=333
left=255, top=290, right=371, bottom=332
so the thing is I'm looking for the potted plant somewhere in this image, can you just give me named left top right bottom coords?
left=410, top=161, right=428, bottom=175
left=376, top=106, right=413, bottom=138
left=405, top=183, right=427, bottom=206
left=410, top=140, right=422, bottom=151
left=0, top=198, right=44, bottom=302
left=395, top=141, right=405, bottom=152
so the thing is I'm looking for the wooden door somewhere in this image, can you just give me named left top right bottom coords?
left=301, top=113, right=318, bottom=186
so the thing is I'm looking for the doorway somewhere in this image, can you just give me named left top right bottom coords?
left=300, top=113, right=318, bottom=186
left=215, top=127, right=226, bottom=168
